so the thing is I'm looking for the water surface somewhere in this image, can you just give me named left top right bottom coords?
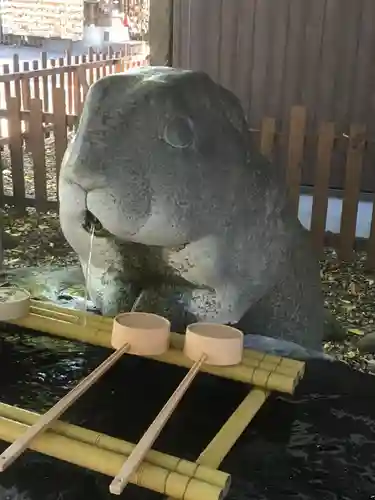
left=0, top=325, right=374, bottom=500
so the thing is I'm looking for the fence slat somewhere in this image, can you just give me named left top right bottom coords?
left=310, top=121, right=335, bottom=255
left=53, top=86, right=67, bottom=193
left=286, top=106, right=306, bottom=215
left=3, top=65, right=11, bottom=103
left=32, top=60, right=40, bottom=100
left=6, top=96, right=25, bottom=211
left=58, top=57, right=65, bottom=90
left=95, top=52, right=101, bottom=81
left=102, top=53, right=108, bottom=77
left=339, top=124, right=366, bottom=260
left=108, top=46, right=114, bottom=74
left=77, top=66, right=89, bottom=103
left=2, top=65, right=11, bottom=141
left=80, top=54, right=89, bottom=102
left=41, top=52, right=49, bottom=112
left=29, top=98, right=47, bottom=209
left=50, top=58, right=57, bottom=89
left=20, top=60, right=31, bottom=142
left=115, top=51, right=123, bottom=73
left=101, top=52, right=106, bottom=77
left=66, top=50, right=73, bottom=115
left=88, top=47, right=94, bottom=85
left=74, top=57, right=82, bottom=112
left=260, top=117, right=276, bottom=161
left=21, top=62, right=31, bottom=112
left=12, top=54, right=21, bottom=107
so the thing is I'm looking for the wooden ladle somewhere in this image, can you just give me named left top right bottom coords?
left=109, top=322, right=244, bottom=495
left=0, top=311, right=171, bottom=472
left=0, top=287, right=30, bottom=321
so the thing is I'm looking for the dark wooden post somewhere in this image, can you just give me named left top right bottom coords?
left=149, top=0, right=173, bottom=66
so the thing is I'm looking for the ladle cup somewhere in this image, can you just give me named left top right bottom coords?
left=0, top=287, right=30, bottom=321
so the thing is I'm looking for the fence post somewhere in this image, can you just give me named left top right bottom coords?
left=29, top=97, right=47, bottom=211
left=149, top=0, right=173, bottom=65
left=310, top=121, right=335, bottom=256
left=76, top=66, right=89, bottom=102
left=41, top=52, right=49, bottom=112
left=339, top=124, right=366, bottom=261
left=6, top=97, right=26, bottom=213
left=88, top=47, right=94, bottom=85
left=115, top=53, right=124, bottom=73
left=21, top=61, right=31, bottom=113
left=286, top=106, right=306, bottom=217
left=53, top=86, right=67, bottom=198
left=73, top=55, right=82, bottom=117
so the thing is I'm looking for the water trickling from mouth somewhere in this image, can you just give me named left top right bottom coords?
left=83, top=224, right=95, bottom=326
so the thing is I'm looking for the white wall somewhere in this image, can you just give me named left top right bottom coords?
left=298, top=194, right=373, bottom=239
left=82, top=22, right=130, bottom=50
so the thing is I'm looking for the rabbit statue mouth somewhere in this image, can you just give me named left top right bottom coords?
left=82, top=210, right=110, bottom=239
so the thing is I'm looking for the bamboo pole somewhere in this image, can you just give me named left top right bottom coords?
left=110, top=354, right=208, bottom=495
left=28, top=302, right=305, bottom=379
left=196, top=388, right=270, bottom=468
left=8, top=310, right=300, bottom=394
left=0, top=417, right=226, bottom=500
left=165, top=389, right=270, bottom=500
left=0, top=403, right=230, bottom=490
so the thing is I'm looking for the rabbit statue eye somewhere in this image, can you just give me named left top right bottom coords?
left=163, top=116, right=194, bottom=149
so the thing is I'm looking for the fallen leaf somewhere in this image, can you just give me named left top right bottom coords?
left=347, top=328, right=365, bottom=336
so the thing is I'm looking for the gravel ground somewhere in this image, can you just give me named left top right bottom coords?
left=321, top=249, right=375, bottom=372
left=1, top=134, right=375, bottom=372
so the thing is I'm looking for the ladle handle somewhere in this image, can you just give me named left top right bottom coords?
left=0, top=342, right=130, bottom=472
left=109, top=353, right=207, bottom=495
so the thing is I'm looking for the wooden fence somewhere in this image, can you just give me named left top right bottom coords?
left=256, top=106, right=374, bottom=265
left=0, top=49, right=148, bottom=211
